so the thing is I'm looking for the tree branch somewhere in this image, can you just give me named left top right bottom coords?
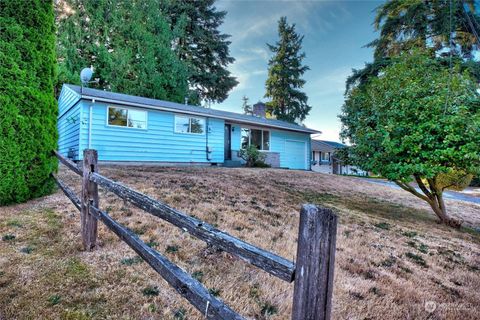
left=394, top=180, right=431, bottom=202
left=413, top=174, right=433, bottom=199
left=426, top=178, right=438, bottom=196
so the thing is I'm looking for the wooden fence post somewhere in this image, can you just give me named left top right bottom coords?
left=291, top=204, right=337, bottom=320
left=81, top=149, right=98, bottom=251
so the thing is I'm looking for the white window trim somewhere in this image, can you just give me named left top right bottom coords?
left=240, top=127, right=271, bottom=151
left=174, top=114, right=206, bottom=135
left=106, top=105, right=148, bottom=130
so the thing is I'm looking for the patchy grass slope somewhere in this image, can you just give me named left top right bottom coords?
left=0, top=166, right=479, bottom=319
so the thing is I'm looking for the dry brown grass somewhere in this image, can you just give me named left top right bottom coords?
left=0, top=165, right=479, bottom=320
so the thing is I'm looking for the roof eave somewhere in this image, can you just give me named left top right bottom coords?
left=79, top=94, right=320, bottom=134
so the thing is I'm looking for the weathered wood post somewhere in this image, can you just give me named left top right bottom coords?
left=291, top=204, right=337, bottom=320
left=81, top=149, right=99, bottom=250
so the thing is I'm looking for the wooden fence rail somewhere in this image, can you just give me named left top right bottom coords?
left=53, top=149, right=337, bottom=320
left=89, top=171, right=295, bottom=282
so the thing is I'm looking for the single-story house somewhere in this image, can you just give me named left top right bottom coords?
left=311, top=139, right=367, bottom=175
left=57, top=84, right=319, bottom=170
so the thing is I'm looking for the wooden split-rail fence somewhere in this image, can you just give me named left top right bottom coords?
left=52, top=149, right=338, bottom=320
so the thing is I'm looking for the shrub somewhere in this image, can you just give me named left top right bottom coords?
left=120, top=256, right=143, bottom=266
left=0, top=1, right=57, bottom=205
left=374, top=222, right=391, bottom=230
left=405, top=252, right=428, bottom=268
left=2, top=234, right=15, bottom=241
left=239, top=145, right=269, bottom=167
left=142, top=286, right=160, bottom=297
left=208, top=288, right=221, bottom=297
left=48, top=294, right=61, bottom=306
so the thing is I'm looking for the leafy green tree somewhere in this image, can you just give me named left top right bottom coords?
left=162, top=0, right=238, bottom=104
left=347, top=0, right=480, bottom=91
left=333, top=147, right=353, bottom=167
left=241, top=96, right=253, bottom=115
left=340, top=51, right=480, bottom=227
left=56, top=0, right=189, bottom=102
left=265, top=17, right=311, bottom=123
left=0, top=0, right=57, bottom=205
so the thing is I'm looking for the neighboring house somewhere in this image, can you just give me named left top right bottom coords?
left=57, top=84, right=319, bottom=170
left=311, top=139, right=367, bottom=175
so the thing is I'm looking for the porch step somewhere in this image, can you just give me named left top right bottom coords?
left=223, top=160, right=242, bottom=167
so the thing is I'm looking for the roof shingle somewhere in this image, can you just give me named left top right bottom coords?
left=66, top=84, right=319, bottom=134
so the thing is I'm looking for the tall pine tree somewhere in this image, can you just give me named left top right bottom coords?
left=265, top=17, right=310, bottom=123
left=162, top=0, right=238, bottom=104
left=55, top=0, right=189, bottom=103
left=346, top=0, right=480, bottom=91
left=241, top=95, right=252, bottom=115
left=0, top=0, right=57, bottom=204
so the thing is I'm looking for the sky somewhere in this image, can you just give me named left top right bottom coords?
left=212, top=0, right=381, bottom=142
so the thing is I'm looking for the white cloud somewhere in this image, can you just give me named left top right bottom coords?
left=306, top=66, right=356, bottom=98
left=219, top=1, right=334, bottom=43
left=240, top=47, right=270, bottom=61
left=227, top=61, right=267, bottom=93
left=251, top=69, right=267, bottom=75
left=229, top=63, right=250, bottom=92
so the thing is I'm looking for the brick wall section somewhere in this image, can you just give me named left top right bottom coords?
left=231, top=150, right=280, bottom=168
left=264, top=152, right=280, bottom=167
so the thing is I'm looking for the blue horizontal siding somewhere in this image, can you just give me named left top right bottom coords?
left=57, top=86, right=81, bottom=160
left=58, top=85, right=81, bottom=117
left=81, top=102, right=224, bottom=163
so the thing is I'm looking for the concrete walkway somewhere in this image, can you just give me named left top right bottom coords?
left=361, top=178, right=480, bottom=205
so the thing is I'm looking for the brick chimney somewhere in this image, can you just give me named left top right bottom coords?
left=253, top=102, right=266, bottom=118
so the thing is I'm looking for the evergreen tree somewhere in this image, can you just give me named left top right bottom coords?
left=0, top=0, right=57, bottom=205
left=264, top=17, right=310, bottom=123
left=242, top=96, right=253, bottom=115
left=55, top=0, right=189, bottom=103
left=346, top=0, right=480, bottom=91
left=163, top=0, right=238, bottom=104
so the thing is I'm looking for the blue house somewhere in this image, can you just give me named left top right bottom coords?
left=57, top=84, right=319, bottom=170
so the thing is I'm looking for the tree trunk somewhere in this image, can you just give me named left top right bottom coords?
left=395, top=177, right=462, bottom=228
left=427, top=190, right=462, bottom=228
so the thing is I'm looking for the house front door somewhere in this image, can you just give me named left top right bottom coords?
left=224, top=124, right=231, bottom=160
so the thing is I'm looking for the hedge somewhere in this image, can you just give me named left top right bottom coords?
left=0, top=0, right=57, bottom=205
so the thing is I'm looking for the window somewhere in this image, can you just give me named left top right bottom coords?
left=241, top=128, right=250, bottom=149
left=108, top=106, right=147, bottom=129
left=175, top=115, right=205, bottom=134
left=262, top=131, right=270, bottom=150
left=240, top=127, right=270, bottom=151
left=251, top=129, right=262, bottom=149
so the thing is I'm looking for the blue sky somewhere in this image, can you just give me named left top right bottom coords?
left=213, top=0, right=381, bottom=142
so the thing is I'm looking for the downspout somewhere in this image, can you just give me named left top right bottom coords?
left=206, top=117, right=211, bottom=161
left=88, top=99, right=95, bottom=149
